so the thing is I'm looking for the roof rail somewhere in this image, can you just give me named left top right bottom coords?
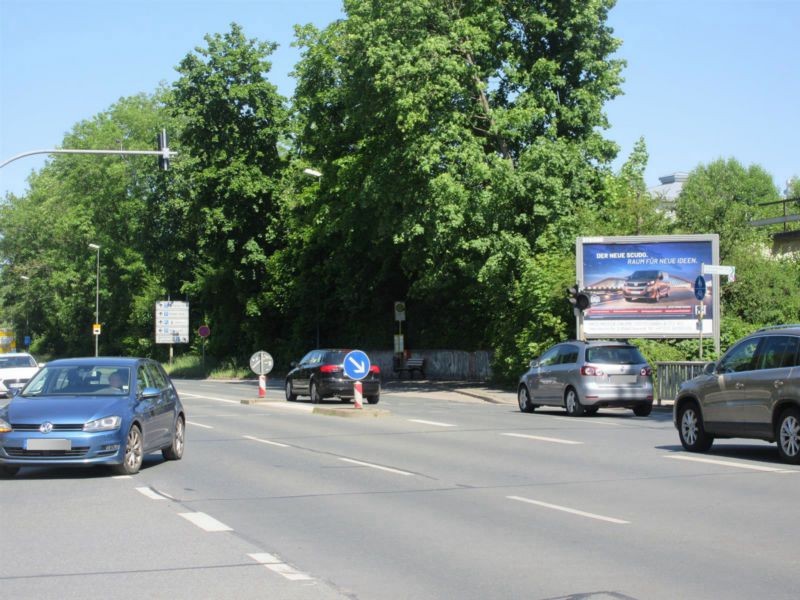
left=757, top=324, right=800, bottom=332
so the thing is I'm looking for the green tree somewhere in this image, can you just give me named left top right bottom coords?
left=674, top=158, right=780, bottom=259
left=167, top=23, right=290, bottom=359
left=291, top=0, right=625, bottom=375
left=0, top=93, right=170, bottom=357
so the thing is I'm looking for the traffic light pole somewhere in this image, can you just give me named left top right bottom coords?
left=1, top=147, right=177, bottom=169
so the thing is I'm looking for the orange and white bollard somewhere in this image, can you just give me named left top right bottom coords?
left=353, top=381, right=363, bottom=409
left=258, top=375, right=267, bottom=398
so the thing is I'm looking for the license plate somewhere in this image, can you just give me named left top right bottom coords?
left=610, top=375, right=637, bottom=384
left=26, top=438, right=72, bottom=451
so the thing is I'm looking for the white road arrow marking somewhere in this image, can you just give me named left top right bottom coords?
left=348, top=356, right=367, bottom=374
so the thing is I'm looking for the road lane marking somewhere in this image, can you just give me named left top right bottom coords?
left=178, top=392, right=314, bottom=412
left=243, top=435, right=290, bottom=448
left=501, top=433, right=583, bottom=445
left=339, top=457, right=414, bottom=476
left=249, top=553, right=313, bottom=581
left=112, top=475, right=132, bottom=479
left=665, top=454, right=797, bottom=473
left=408, top=419, right=456, bottom=427
left=507, top=496, right=630, bottom=524
left=553, top=416, right=621, bottom=426
left=136, top=486, right=170, bottom=500
left=180, top=393, right=240, bottom=405
left=187, top=420, right=213, bottom=429
left=179, top=512, right=233, bottom=532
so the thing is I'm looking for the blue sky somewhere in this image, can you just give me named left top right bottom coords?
left=1, top=0, right=798, bottom=199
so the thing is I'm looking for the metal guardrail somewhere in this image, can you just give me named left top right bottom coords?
left=654, top=361, right=707, bottom=405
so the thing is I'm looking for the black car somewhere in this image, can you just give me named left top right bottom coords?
left=285, top=349, right=381, bottom=404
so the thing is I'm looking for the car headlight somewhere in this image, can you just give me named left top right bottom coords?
left=83, top=416, right=122, bottom=432
left=0, top=418, right=11, bottom=433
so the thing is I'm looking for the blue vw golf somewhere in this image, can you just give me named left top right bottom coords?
left=0, top=357, right=185, bottom=477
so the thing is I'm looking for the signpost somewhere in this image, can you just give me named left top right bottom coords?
left=249, top=351, right=274, bottom=399
left=155, top=301, right=190, bottom=365
left=394, top=301, right=406, bottom=368
left=343, top=350, right=371, bottom=409
left=694, top=275, right=707, bottom=359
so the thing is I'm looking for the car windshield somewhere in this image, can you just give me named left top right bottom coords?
left=21, top=365, right=131, bottom=397
left=586, top=346, right=647, bottom=365
left=0, top=355, right=36, bottom=368
left=628, top=270, right=660, bottom=280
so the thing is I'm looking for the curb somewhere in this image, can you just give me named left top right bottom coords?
left=312, top=406, right=391, bottom=418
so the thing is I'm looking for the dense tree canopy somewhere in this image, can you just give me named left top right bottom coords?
left=2, top=7, right=799, bottom=381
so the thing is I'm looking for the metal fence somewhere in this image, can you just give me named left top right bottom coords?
left=654, top=361, right=707, bottom=405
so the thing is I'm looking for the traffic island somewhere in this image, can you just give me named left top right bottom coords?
left=312, top=406, right=391, bottom=418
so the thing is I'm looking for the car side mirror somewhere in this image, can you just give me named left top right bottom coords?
left=290, top=361, right=297, bottom=368
left=10, top=387, right=22, bottom=397
left=703, top=362, right=717, bottom=376
left=139, top=386, right=161, bottom=399
left=529, top=359, right=539, bottom=368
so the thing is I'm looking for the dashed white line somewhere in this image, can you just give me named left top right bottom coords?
left=408, top=419, right=456, bottom=427
left=112, top=475, right=132, bottom=480
left=249, top=553, right=313, bottom=581
left=553, top=416, right=621, bottom=426
left=507, top=496, right=630, bottom=524
left=243, top=435, right=290, bottom=448
left=180, top=393, right=240, bottom=405
left=179, top=512, right=233, bottom=532
left=339, top=457, right=414, bottom=476
left=187, top=420, right=214, bottom=429
left=136, top=486, right=168, bottom=500
left=501, top=432, right=583, bottom=445
left=665, top=454, right=797, bottom=473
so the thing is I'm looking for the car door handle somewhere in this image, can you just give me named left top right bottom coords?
left=735, top=382, right=745, bottom=389
left=774, top=380, right=784, bottom=388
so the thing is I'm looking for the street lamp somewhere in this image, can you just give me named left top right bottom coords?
left=302, top=167, right=322, bottom=345
left=88, top=243, right=100, bottom=356
left=20, top=275, right=30, bottom=350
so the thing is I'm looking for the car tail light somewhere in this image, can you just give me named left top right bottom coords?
left=369, top=365, right=381, bottom=374
left=581, top=365, right=604, bottom=376
left=320, top=364, right=342, bottom=373
left=640, top=367, right=652, bottom=377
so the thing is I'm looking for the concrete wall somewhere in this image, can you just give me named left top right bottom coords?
left=369, top=350, right=492, bottom=381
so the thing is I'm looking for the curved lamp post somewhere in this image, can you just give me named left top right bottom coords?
left=88, top=243, right=100, bottom=356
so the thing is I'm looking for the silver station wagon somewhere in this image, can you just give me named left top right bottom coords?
left=518, top=340, right=654, bottom=417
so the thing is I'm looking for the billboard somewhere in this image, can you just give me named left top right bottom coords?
left=576, top=234, right=719, bottom=339
left=155, top=301, right=189, bottom=344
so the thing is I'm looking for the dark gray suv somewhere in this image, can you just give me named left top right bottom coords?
left=674, top=325, right=800, bottom=463
left=518, top=340, right=654, bottom=417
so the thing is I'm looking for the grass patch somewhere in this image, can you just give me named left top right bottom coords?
left=163, top=355, right=255, bottom=380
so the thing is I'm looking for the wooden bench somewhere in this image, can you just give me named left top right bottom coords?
left=393, top=356, right=426, bottom=379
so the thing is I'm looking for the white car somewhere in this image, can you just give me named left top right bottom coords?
left=0, top=353, right=41, bottom=397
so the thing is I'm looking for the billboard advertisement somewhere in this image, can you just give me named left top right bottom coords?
left=576, top=234, right=719, bottom=338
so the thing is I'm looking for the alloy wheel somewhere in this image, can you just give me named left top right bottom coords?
left=780, top=414, right=800, bottom=457
left=681, top=409, right=699, bottom=446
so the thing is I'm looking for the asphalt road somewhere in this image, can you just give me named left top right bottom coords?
left=4, top=379, right=800, bottom=599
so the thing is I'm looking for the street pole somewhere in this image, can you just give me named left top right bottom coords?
left=20, top=275, right=30, bottom=349
left=89, top=244, right=100, bottom=356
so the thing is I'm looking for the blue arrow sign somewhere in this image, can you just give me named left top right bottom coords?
left=693, top=275, right=707, bottom=301
left=343, top=350, right=371, bottom=381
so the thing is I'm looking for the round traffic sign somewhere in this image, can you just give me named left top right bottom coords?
left=693, top=275, right=707, bottom=301
left=343, top=350, right=371, bottom=381
left=249, top=351, right=274, bottom=375
left=198, top=325, right=211, bottom=338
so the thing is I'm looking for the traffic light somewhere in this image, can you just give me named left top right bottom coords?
left=566, top=284, right=591, bottom=311
left=156, top=129, right=170, bottom=171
